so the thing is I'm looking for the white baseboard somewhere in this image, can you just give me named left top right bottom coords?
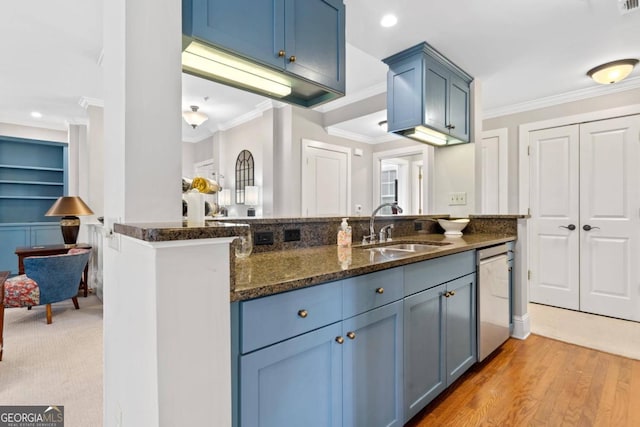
left=511, top=313, right=531, bottom=340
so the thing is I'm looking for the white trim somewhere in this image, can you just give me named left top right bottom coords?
left=324, top=126, right=401, bottom=144
left=217, top=100, right=273, bottom=131
left=314, top=81, right=387, bottom=113
left=480, top=128, right=508, bottom=214
left=485, top=76, right=640, bottom=119
left=78, top=97, right=104, bottom=109
left=518, top=103, right=640, bottom=215
left=511, top=314, right=531, bottom=340
left=301, top=139, right=352, bottom=216
left=372, top=144, right=434, bottom=214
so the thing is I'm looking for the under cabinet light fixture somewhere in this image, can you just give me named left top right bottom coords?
left=182, top=41, right=292, bottom=98
left=182, top=105, right=208, bottom=129
left=587, top=59, right=638, bottom=84
left=406, top=126, right=449, bottom=146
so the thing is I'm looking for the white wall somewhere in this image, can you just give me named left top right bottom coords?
left=433, top=143, right=476, bottom=216
left=0, top=122, right=67, bottom=142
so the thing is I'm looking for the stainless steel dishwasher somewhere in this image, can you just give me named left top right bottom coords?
left=477, top=243, right=511, bottom=361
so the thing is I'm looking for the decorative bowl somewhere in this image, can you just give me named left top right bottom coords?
left=437, top=218, right=470, bottom=236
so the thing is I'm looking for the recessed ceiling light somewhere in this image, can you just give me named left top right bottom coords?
left=30, top=111, right=42, bottom=118
left=380, top=14, right=397, bottom=28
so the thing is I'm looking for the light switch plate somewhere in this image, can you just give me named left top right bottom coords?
left=448, top=192, right=467, bottom=205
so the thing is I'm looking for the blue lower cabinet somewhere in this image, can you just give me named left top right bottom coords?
left=0, top=226, right=29, bottom=274
left=403, top=284, right=446, bottom=421
left=403, top=273, right=477, bottom=422
left=240, top=322, right=343, bottom=427
left=342, top=300, right=403, bottom=427
left=445, top=274, right=477, bottom=385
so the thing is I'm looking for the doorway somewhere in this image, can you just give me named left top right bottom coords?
left=373, top=145, right=433, bottom=215
left=527, top=114, right=640, bottom=321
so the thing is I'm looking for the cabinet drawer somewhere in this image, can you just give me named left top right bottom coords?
left=343, top=267, right=403, bottom=318
left=404, top=251, right=475, bottom=296
left=240, top=280, right=342, bottom=354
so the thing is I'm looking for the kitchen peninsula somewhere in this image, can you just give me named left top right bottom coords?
left=114, top=214, right=527, bottom=426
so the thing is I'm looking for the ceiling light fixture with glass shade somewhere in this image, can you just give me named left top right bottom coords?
left=587, top=59, right=638, bottom=84
left=183, top=105, right=209, bottom=129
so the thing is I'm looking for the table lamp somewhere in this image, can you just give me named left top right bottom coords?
left=244, top=186, right=259, bottom=217
left=45, top=196, right=94, bottom=247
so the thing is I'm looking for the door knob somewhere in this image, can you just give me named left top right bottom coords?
left=335, top=336, right=344, bottom=344
left=559, top=224, right=576, bottom=231
left=289, top=55, right=296, bottom=63
left=297, top=309, right=308, bottom=318
left=375, top=287, right=384, bottom=294
left=346, top=331, right=356, bottom=340
left=583, top=224, right=600, bottom=231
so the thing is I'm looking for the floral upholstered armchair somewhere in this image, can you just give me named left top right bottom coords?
left=1, top=248, right=90, bottom=360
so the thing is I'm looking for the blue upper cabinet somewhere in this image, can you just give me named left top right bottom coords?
left=383, top=42, right=472, bottom=147
left=182, top=0, right=345, bottom=108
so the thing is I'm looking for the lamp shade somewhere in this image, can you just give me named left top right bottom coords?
left=45, top=196, right=94, bottom=247
left=45, top=196, right=94, bottom=217
left=587, top=59, right=638, bottom=84
left=183, top=105, right=209, bottom=129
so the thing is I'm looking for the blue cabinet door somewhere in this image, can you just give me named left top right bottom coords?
left=240, top=322, right=342, bottom=427
left=343, top=300, right=403, bottom=427
left=285, top=0, right=345, bottom=93
left=424, top=56, right=449, bottom=134
left=386, top=54, right=424, bottom=133
left=0, top=226, right=29, bottom=274
left=403, top=284, right=446, bottom=421
left=185, top=0, right=285, bottom=69
left=445, top=274, right=477, bottom=385
left=448, top=73, right=471, bottom=142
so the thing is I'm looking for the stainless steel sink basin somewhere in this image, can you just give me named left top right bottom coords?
left=359, top=241, right=451, bottom=260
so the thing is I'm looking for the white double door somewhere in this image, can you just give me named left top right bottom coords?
left=529, top=115, right=640, bottom=321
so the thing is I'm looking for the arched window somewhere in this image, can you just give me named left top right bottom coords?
left=235, top=150, right=254, bottom=204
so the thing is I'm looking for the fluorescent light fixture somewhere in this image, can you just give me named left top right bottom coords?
left=406, top=126, right=449, bottom=146
left=587, top=59, right=638, bottom=84
left=183, top=41, right=292, bottom=97
left=182, top=105, right=208, bottom=129
left=380, top=14, right=398, bottom=27
left=30, top=111, right=42, bottom=118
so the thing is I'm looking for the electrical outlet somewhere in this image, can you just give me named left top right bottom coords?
left=448, top=192, right=467, bottom=206
left=284, top=229, right=301, bottom=242
left=254, top=231, right=274, bottom=245
left=414, top=222, right=423, bottom=231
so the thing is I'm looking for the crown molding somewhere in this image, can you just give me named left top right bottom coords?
left=314, top=81, right=387, bottom=113
left=0, top=117, right=68, bottom=132
left=484, top=76, right=640, bottom=119
left=78, top=97, right=104, bottom=109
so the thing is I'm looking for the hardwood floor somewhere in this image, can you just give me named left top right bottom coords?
left=406, top=334, right=640, bottom=427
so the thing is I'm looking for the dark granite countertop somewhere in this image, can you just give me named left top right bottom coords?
left=231, top=233, right=515, bottom=302
left=114, top=221, right=249, bottom=242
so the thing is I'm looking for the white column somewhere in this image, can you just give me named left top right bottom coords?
left=102, top=0, right=198, bottom=425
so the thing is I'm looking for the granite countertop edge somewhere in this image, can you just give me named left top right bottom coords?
left=114, top=221, right=250, bottom=242
left=231, top=233, right=516, bottom=302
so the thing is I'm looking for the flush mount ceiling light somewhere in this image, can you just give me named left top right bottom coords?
left=30, top=111, right=42, bottom=118
left=380, top=14, right=398, bottom=27
left=182, top=105, right=208, bottom=129
left=587, top=59, right=638, bottom=84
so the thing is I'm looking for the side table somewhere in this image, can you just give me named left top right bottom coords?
left=14, top=244, right=92, bottom=297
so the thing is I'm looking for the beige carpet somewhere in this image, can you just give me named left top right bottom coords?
left=529, top=302, right=640, bottom=360
left=0, top=295, right=103, bottom=427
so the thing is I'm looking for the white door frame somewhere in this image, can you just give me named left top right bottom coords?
left=372, top=144, right=434, bottom=214
left=480, top=128, right=508, bottom=214
left=301, top=139, right=352, bottom=216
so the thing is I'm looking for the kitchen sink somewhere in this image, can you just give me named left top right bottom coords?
left=358, top=241, right=451, bottom=260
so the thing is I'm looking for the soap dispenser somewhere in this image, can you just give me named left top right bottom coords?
left=337, top=218, right=352, bottom=247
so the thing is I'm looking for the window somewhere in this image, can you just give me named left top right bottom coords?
left=235, top=150, right=254, bottom=204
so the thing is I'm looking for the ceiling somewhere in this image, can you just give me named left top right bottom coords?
left=2, top=0, right=639, bottom=142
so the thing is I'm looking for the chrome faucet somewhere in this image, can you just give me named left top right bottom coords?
left=363, top=202, right=403, bottom=244
left=379, top=224, right=394, bottom=243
